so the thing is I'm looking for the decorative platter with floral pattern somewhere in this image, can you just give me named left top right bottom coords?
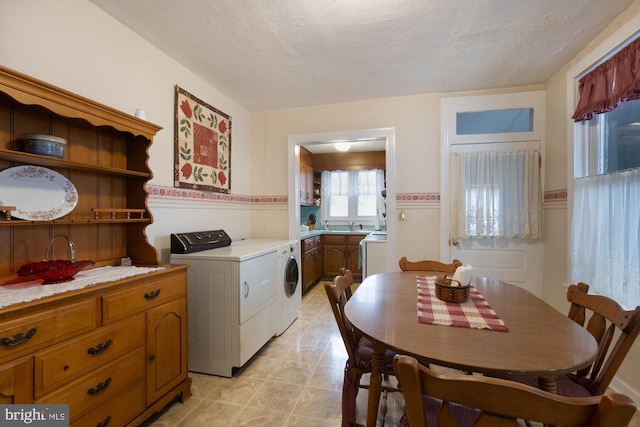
left=0, top=165, right=78, bottom=220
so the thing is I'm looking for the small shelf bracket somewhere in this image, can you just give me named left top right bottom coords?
left=92, top=208, right=146, bottom=220
left=0, top=205, right=16, bottom=220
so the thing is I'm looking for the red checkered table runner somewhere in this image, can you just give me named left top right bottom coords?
left=416, top=276, right=509, bottom=332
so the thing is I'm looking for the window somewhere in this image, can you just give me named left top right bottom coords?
left=576, top=100, right=640, bottom=178
left=452, top=149, right=542, bottom=239
left=570, top=36, right=640, bottom=308
left=456, top=108, right=534, bottom=135
left=571, top=102, right=640, bottom=308
left=322, top=169, right=384, bottom=222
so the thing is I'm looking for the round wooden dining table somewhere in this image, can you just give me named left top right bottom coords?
left=344, top=272, right=598, bottom=427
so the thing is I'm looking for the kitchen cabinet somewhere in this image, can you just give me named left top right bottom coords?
left=323, top=234, right=364, bottom=280
left=0, top=65, right=191, bottom=426
left=302, top=235, right=323, bottom=293
left=300, top=160, right=314, bottom=205
left=313, top=171, right=321, bottom=206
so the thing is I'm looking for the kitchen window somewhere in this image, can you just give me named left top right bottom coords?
left=321, top=169, right=384, bottom=223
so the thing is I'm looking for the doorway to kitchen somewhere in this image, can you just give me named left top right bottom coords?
left=288, top=128, right=397, bottom=274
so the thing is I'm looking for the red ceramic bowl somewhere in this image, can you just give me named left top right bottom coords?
left=17, top=260, right=95, bottom=284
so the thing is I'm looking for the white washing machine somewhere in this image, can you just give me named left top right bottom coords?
left=276, top=240, right=301, bottom=335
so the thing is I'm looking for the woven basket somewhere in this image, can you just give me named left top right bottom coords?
left=434, top=277, right=470, bottom=303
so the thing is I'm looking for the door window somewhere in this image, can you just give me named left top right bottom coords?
left=456, top=108, right=534, bottom=135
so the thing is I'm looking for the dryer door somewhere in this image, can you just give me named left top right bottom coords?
left=284, top=255, right=299, bottom=298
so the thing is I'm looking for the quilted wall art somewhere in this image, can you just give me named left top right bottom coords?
left=174, top=85, right=231, bottom=193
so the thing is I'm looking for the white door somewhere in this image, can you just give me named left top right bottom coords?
left=440, top=92, right=545, bottom=296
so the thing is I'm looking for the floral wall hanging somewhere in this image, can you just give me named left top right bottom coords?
left=174, top=85, right=231, bottom=193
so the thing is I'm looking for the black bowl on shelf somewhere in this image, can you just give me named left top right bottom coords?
left=21, top=134, right=67, bottom=158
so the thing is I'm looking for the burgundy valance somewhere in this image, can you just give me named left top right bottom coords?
left=572, top=37, right=640, bottom=122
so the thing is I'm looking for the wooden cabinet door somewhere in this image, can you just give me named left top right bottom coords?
left=0, top=356, right=32, bottom=404
left=311, top=246, right=323, bottom=282
left=299, top=162, right=307, bottom=204
left=347, top=244, right=362, bottom=278
left=302, top=249, right=315, bottom=291
left=146, top=298, right=188, bottom=405
left=324, top=244, right=347, bottom=277
left=300, top=162, right=313, bottom=205
left=302, top=246, right=323, bottom=293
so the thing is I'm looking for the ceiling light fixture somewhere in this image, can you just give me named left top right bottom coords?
left=335, top=142, right=351, bottom=152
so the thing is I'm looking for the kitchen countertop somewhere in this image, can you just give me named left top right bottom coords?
left=300, top=229, right=384, bottom=239
left=363, top=231, right=387, bottom=242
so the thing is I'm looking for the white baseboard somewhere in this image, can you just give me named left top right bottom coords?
left=610, top=376, right=640, bottom=408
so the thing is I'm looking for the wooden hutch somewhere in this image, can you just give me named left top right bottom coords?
left=0, top=66, right=191, bottom=426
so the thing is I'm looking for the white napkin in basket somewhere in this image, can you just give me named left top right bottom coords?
left=451, top=265, right=473, bottom=287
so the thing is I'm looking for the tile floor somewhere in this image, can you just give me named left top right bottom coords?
left=142, top=281, right=404, bottom=427
left=142, top=281, right=640, bottom=427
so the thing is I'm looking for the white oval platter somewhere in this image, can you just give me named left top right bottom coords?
left=0, top=165, right=78, bottom=220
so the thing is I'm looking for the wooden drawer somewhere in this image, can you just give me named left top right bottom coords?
left=37, top=347, right=145, bottom=421
left=302, top=236, right=321, bottom=251
left=323, top=234, right=347, bottom=245
left=102, top=272, right=187, bottom=324
left=0, top=299, right=97, bottom=365
left=71, top=380, right=145, bottom=427
left=347, top=235, right=364, bottom=244
left=34, top=314, right=145, bottom=397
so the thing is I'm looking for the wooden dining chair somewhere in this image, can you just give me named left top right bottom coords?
left=398, top=257, right=462, bottom=274
left=324, top=268, right=400, bottom=427
left=393, top=354, right=637, bottom=427
left=507, top=282, right=640, bottom=398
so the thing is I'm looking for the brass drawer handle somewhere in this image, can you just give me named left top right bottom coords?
left=96, top=415, right=111, bottom=427
left=87, top=377, right=112, bottom=395
left=87, top=339, right=112, bottom=355
left=144, top=289, right=161, bottom=300
left=0, top=328, right=37, bottom=347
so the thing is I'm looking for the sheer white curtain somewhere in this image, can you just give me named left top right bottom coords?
left=356, top=170, right=384, bottom=217
left=452, top=149, right=542, bottom=239
left=322, top=170, right=348, bottom=218
left=322, top=169, right=384, bottom=220
left=571, top=168, right=640, bottom=308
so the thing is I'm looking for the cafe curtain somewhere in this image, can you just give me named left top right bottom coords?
left=452, top=149, right=542, bottom=240
left=321, top=169, right=384, bottom=218
left=571, top=168, right=640, bottom=308
left=572, top=36, right=640, bottom=122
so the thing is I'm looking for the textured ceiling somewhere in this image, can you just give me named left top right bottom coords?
left=91, top=0, right=634, bottom=112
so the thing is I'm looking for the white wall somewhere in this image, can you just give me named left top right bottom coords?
left=0, top=0, right=255, bottom=258
left=252, top=93, right=445, bottom=260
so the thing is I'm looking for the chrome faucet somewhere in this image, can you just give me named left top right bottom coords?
left=348, top=222, right=355, bottom=231
left=44, top=235, right=76, bottom=262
